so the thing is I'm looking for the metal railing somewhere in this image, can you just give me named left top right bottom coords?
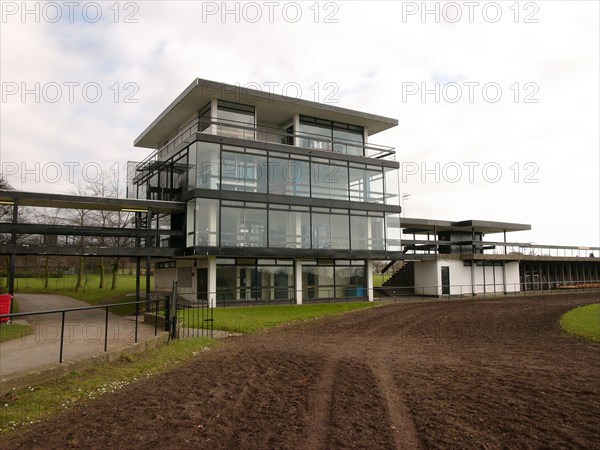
left=136, top=117, right=396, bottom=176
left=0, top=296, right=172, bottom=364
left=374, top=279, right=600, bottom=301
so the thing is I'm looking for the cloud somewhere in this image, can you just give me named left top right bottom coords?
left=0, top=0, right=598, bottom=246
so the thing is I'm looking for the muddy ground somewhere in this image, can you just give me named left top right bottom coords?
left=1, top=293, right=599, bottom=449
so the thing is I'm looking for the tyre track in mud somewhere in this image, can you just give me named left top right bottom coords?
left=2, top=293, right=599, bottom=449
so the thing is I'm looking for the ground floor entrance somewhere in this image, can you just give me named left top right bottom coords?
left=154, top=257, right=374, bottom=307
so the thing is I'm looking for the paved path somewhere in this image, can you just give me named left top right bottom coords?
left=0, top=294, right=160, bottom=378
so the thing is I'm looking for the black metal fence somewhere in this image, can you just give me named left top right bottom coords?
left=0, top=296, right=172, bottom=364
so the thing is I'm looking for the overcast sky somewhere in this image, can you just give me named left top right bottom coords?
left=1, top=1, right=598, bottom=247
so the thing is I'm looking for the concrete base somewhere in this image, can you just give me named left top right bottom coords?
left=0, top=332, right=169, bottom=396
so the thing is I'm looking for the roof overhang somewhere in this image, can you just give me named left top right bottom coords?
left=0, top=190, right=185, bottom=214
left=401, top=218, right=531, bottom=234
left=134, top=78, right=399, bottom=149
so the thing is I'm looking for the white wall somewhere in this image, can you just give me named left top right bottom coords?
left=414, top=259, right=522, bottom=296
left=505, top=262, right=521, bottom=292
left=155, top=267, right=176, bottom=291
left=414, top=261, right=439, bottom=296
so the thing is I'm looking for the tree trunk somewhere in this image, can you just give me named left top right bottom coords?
left=4, top=256, right=9, bottom=288
left=44, top=256, right=49, bottom=289
left=111, top=257, right=120, bottom=290
left=75, top=256, right=84, bottom=292
left=98, top=257, right=105, bottom=289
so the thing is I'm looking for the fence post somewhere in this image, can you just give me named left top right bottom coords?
left=59, top=311, right=66, bottom=363
left=104, top=306, right=109, bottom=352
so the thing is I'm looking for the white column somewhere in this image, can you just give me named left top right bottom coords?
left=208, top=256, right=217, bottom=308
left=210, top=98, right=218, bottom=135
left=366, top=259, right=374, bottom=302
left=293, top=114, right=300, bottom=147
left=295, top=259, right=303, bottom=305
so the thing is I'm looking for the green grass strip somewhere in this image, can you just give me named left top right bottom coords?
left=0, top=322, right=34, bottom=343
left=560, top=303, right=600, bottom=343
left=179, top=302, right=378, bottom=333
left=4, top=275, right=153, bottom=315
left=0, top=337, right=218, bottom=434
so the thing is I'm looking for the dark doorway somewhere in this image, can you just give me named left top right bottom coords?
left=274, top=271, right=289, bottom=300
left=441, top=266, right=450, bottom=295
left=197, top=268, right=208, bottom=300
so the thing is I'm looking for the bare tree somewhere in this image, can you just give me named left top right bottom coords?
left=73, top=174, right=134, bottom=290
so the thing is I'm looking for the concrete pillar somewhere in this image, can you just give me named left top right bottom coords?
left=208, top=256, right=217, bottom=308
left=295, top=259, right=303, bottom=305
left=470, top=261, right=475, bottom=295
left=366, top=259, right=374, bottom=302
left=293, top=114, right=300, bottom=147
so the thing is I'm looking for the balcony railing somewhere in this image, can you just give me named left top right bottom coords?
left=137, top=116, right=396, bottom=174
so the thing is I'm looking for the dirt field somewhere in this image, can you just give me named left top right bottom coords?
left=2, top=293, right=599, bottom=449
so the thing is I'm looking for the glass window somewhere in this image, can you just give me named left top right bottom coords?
left=290, top=159, right=310, bottom=197
left=385, top=212, right=402, bottom=251
left=333, top=128, right=364, bottom=156
left=268, top=157, right=310, bottom=198
left=193, top=142, right=221, bottom=190
left=350, top=215, right=368, bottom=250
left=312, top=212, right=330, bottom=249
left=331, top=214, right=350, bottom=250
left=244, top=153, right=267, bottom=193
left=366, top=168, right=384, bottom=204
left=221, top=206, right=244, bottom=247
left=299, top=123, right=331, bottom=150
left=186, top=200, right=195, bottom=247
left=244, top=207, right=267, bottom=247
left=195, top=198, right=219, bottom=246
left=368, top=215, right=385, bottom=250
left=311, top=162, right=331, bottom=199
left=268, top=209, right=289, bottom=248
left=221, top=151, right=246, bottom=191
left=299, top=116, right=364, bottom=155
left=217, top=101, right=255, bottom=139
left=384, top=167, right=400, bottom=206
left=290, top=209, right=311, bottom=248
left=335, top=266, right=366, bottom=298
left=349, top=167, right=366, bottom=202
left=199, top=102, right=211, bottom=132
left=222, top=151, right=266, bottom=193
left=330, top=163, right=349, bottom=201
left=302, top=265, right=335, bottom=299
left=269, top=157, right=289, bottom=196
left=216, top=261, right=294, bottom=305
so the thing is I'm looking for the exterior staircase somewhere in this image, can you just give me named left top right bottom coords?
left=378, top=262, right=415, bottom=296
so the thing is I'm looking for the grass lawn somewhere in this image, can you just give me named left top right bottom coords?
left=0, top=322, right=34, bottom=343
left=560, top=303, right=600, bottom=343
left=179, top=302, right=379, bottom=333
left=373, top=274, right=392, bottom=287
left=2, top=275, right=153, bottom=315
left=0, top=337, right=217, bottom=433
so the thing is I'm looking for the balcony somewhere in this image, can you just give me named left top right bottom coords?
left=144, top=115, right=395, bottom=169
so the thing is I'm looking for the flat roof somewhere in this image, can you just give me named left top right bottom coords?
left=0, top=190, right=185, bottom=214
left=134, top=78, right=399, bottom=149
left=401, top=217, right=531, bottom=234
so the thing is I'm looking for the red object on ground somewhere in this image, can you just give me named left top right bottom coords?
left=0, top=294, right=12, bottom=323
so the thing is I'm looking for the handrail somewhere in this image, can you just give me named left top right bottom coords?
left=135, top=116, right=396, bottom=175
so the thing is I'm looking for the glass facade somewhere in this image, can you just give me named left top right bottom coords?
left=184, top=200, right=397, bottom=252
left=186, top=198, right=219, bottom=247
left=183, top=141, right=395, bottom=206
left=221, top=201, right=268, bottom=247
left=135, top=100, right=402, bottom=256
left=299, top=116, right=364, bottom=156
left=216, top=258, right=295, bottom=305
left=302, top=260, right=366, bottom=300
left=217, top=101, right=255, bottom=139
